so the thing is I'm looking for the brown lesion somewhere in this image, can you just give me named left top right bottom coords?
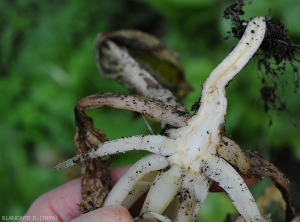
left=242, top=149, right=295, bottom=222
left=74, top=99, right=111, bottom=214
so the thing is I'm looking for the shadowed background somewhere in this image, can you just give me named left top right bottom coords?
left=0, top=0, right=299, bottom=221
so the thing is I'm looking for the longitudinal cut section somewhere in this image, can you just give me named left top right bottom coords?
left=55, top=16, right=296, bottom=222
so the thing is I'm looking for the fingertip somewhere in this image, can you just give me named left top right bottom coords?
left=242, top=174, right=259, bottom=187
left=70, top=205, right=134, bottom=222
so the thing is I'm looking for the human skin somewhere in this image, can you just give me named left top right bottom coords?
left=21, top=165, right=257, bottom=222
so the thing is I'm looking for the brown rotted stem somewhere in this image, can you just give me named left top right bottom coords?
left=75, top=97, right=111, bottom=214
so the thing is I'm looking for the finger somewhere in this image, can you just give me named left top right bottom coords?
left=110, top=165, right=132, bottom=186
left=22, top=166, right=134, bottom=222
left=21, top=178, right=82, bottom=222
left=70, top=205, right=134, bottom=222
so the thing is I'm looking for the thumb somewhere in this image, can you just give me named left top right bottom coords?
left=70, top=205, right=134, bottom=222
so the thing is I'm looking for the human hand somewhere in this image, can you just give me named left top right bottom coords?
left=21, top=165, right=257, bottom=222
left=21, top=166, right=134, bottom=222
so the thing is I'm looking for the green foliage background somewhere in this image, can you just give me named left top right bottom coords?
left=0, top=0, right=299, bottom=221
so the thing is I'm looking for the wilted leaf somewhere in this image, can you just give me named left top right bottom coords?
left=94, top=29, right=193, bottom=99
